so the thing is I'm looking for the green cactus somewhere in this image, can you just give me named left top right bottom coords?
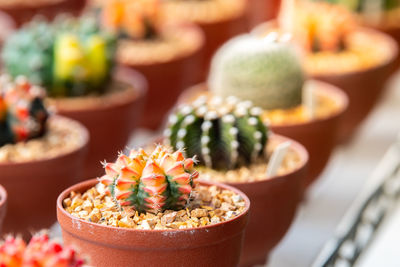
left=164, top=95, right=269, bottom=170
left=209, top=34, right=305, bottom=111
left=2, top=15, right=116, bottom=97
left=0, top=74, right=49, bottom=147
left=315, top=0, right=400, bottom=11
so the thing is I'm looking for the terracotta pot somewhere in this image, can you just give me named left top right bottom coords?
left=246, top=0, right=281, bottom=29
left=51, top=67, right=147, bottom=179
left=226, top=134, right=308, bottom=267
left=252, top=21, right=398, bottom=142
left=57, top=179, right=250, bottom=267
left=0, top=116, right=88, bottom=239
left=119, top=25, right=204, bottom=130
left=0, top=184, right=7, bottom=235
left=177, top=82, right=348, bottom=187
left=380, top=26, right=400, bottom=69
left=0, top=0, right=87, bottom=27
left=199, top=8, right=249, bottom=77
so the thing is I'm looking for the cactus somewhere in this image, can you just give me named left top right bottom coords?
left=209, top=34, right=305, bottom=110
left=101, top=0, right=161, bottom=40
left=100, top=145, right=199, bottom=214
left=2, top=15, right=116, bottom=97
left=280, top=1, right=356, bottom=52
left=0, top=74, right=48, bottom=147
left=164, top=95, right=269, bottom=170
left=0, top=233, right=86, bottom=266
left=315, top=0, right=400, bottom=12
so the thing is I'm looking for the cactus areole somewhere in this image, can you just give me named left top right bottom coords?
left=165, top=95, right=269, bottom=171
left=101, top=145, right=199, bottom=214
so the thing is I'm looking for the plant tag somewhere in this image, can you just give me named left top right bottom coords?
left=279, top=0, right=295, bottom=33
left=304, top=81, right=316, bottom=119
left=266, top=141, right=291, bottom=177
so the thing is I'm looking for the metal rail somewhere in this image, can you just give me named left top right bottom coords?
left=312, top=137, right=400, bottom=267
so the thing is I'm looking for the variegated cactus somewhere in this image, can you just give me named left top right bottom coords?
left=164, top=95, right=269, bottom=170
left=101, top=0, right=161, bottom=39
left=0, top=74, right=48, bottom=147
left=100, top=145, right=199, bottom=214
left=0, top=233, right=86, bottom=266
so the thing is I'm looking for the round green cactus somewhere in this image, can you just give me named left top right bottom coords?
left=164, top=95, right=269, bottom=170
left=209, top=34, right=305, bottom=110
left=315, top=0, right=400, bottom=11
left=2, top=15, right=116, bottom=97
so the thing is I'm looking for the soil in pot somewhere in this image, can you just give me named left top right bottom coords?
left=253, top=1, right=398, bottom=141
left=58, top=145, right=250, bottom=267
left=162, top=94, right=308, bottom=266
left=99, top=0, right=205, bottom=130
left=0, top=75, right=89, bottom=239
left=162, top=0, right=249, bottom=78
left=0, top=0, right=87, bottom=26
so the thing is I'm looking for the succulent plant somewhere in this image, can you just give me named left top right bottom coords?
left=0, top=233, right=86, bottom=266
left=164, top=95, right=269, bottom=170
left=279, top=1, right=356, bottom=52
left=2, top=15, right=116, bottom=97
left=209, top=34, right=305, bottom=110
left=0, top=74, right=48, bottom=147
left=100, top=145, right=199, bottom=214
left=315, top=0, right=400, bottom=12
left=101, top=0, right=161, bottom=40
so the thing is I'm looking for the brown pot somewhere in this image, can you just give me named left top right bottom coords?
left=246, top=0, right=281, bottom=29
left=0, top=116, right=88, bottom=239
left=252, top=22, right=398, bottom=142
left=57, top=179, right=250, bottom=267
left=226, top=134, right=308, bottom=267
left=379, top=26, right=400, bottom=69
left=177, top=82, right=348, bottom=188
left=119, top=25, right=204, bottom=130
left=0, top=184, right=7, bottom=235
left=0, top=0, right=87, bottom=27
left=50, top=67, right=147, bottom=179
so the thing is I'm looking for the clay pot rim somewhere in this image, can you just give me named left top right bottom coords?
left=269, top=80, right=349, bottom=128
left=220, top=133, right=308, bottom=187
left=0, top=183, right=7, bottom=210
left=179, top=81, right=348, bottom=128
left=118, top=23, right=205, bottom=67
left=0, top=0, right=68, bottom=9
left=0, top=115, right=89, bottom=167
left=57, top=178, right=250, bottom=233
left=48, top=66, right=148, bottom=113
left=251, top=20, right=399, bottom=78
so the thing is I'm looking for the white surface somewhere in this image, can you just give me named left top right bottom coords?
left=267, top=72, right=400, bottom=267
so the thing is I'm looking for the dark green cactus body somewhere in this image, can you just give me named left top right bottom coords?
left=2, top=15, right=116, bottom=98
left=0, top=75, right=49, bottom=147
left=165, top=96, right=269, bottom=170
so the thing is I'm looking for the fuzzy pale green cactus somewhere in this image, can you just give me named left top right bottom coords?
left=209, top=34, right=305, bottom=110
left=100, top=145, right=199, bottom=214
left=2, top=15, right=116, bottom=97
left=0, top=74, right=48, bottom=147
left=164, top=95, right=269, bottom=170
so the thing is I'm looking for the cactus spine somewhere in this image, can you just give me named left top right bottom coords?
left=209, top=34, right=305, bottom=110
left=100, top=145, right=199, bottom=214
left=164, top=95, right=269, bottom=170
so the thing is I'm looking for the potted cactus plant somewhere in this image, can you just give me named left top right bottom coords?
left=95, top=0, right=204, bottom=130
left=2, top=15, right=147, bottom=178
left=163, top=95, right=308, bottom=266
left=0, top=184, right=7, bottom=234
left=0, top=0, right=87, bottom=27
left=0, top=233, right=88, bottom=266
left=161, top=0, right=248, bottom=78
left=253, top=0, right=398, bottom=141
left=57, top=145, right=250, bottom=266
left=180, top=34, right=348, bottom=187
left=0, top=74, right=89, bottom=239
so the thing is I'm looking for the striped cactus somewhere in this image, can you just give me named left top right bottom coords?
left=164, top=95, right=269, bottom=170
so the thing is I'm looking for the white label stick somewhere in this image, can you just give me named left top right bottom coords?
left=266, top=141, right=291, bottom=177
